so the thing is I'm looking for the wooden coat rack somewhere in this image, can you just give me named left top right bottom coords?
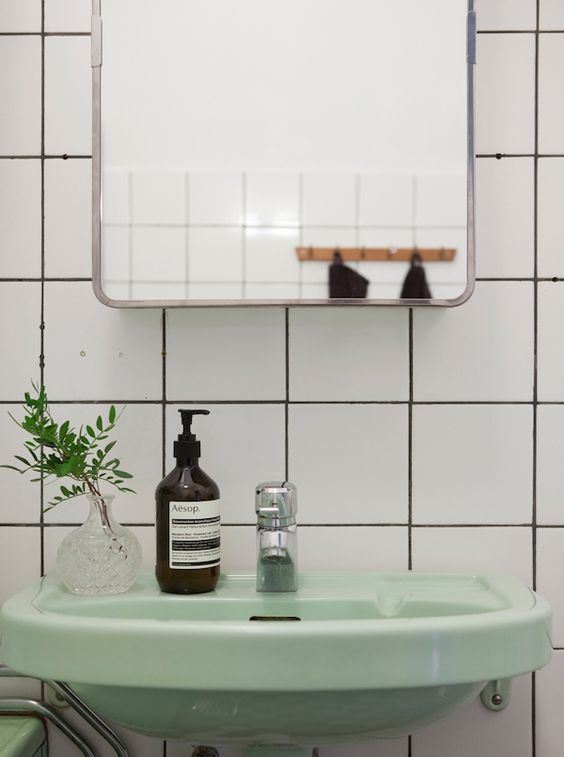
left=295, top=246, right=457, bottom=262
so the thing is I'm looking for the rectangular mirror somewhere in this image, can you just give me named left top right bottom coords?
left=92, top=0, right=475, bottom=307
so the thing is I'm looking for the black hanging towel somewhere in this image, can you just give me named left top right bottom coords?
left=329, top=251, right=369, bottom=299
left=400, top=252, right=432, bottom=299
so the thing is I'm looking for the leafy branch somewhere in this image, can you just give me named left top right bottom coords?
left=1, top=383, right=135, bottom=511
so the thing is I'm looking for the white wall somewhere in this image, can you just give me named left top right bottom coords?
left=1, top=0, right=564, bottom=756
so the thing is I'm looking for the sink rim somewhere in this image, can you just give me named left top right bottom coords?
left=0, top=571, right=552, bottom=693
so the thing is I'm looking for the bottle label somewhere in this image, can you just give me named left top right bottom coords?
left=169, top=500, right=221, bottom=570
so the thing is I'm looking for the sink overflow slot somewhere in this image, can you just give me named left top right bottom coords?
left=249, top=616, right=302, bottom=622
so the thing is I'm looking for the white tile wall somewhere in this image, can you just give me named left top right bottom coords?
left=0, top=5, right=561, bottom=757
left=476, top=34, right=536, bottom=154
left=45, top=158, right=92, bottom=277
left=538, top=158, right=564, bottom=277
left=412, top=405, right=533, bottom=524
left=476, top=158, right=535, bottom=278
left=540, top=1, right=564, bottom=29
left=0, top=0, right=40, bottom=32
left=0, top=160, right=41, bottom=276
left=0, top=37, right=41, bottom=154
left=539, top=35, right=564, bottom=154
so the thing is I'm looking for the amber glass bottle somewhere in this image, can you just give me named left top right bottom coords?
left=155, top=409, right=220, bottom=594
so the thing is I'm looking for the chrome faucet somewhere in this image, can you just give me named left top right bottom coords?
left=255, top=482, right=298, bottom=592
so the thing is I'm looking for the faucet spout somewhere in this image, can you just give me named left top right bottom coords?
left=255, top=482, right=298, bottom=593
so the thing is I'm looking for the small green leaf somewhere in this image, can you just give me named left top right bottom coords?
left=14, top=455, right=31, bottom=467
left=96, top=416, right=104, bottom=432
left=109, top=406, right=116, bottom=424
left=86, top=425, right=96, bottom=438
left=113, top=470, right=133, bottom=479
left=105, top=441, right=116, bottom=454
left=59, top=420, right=70, bottom=440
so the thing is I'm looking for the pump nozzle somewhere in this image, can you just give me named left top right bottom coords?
left=175, top=409, right=210, bottom=462
left=178, top=409, right=210, bottom=440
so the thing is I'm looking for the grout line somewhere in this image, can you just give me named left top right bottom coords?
left=532, top=2, right=540, bottom=753
left=408, top=309, right=413, bottom=571
left=162, top=310, right=167, bottom=478
left=285, top=309, right=290, bottom=480
left=0, top=399, right=549, bottom=406
left=38, top=0, right=46, bottom=579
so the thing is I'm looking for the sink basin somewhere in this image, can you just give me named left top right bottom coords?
left=0, top=572, right=551, bottom=747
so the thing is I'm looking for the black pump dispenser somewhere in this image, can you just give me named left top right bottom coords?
left=174, top=409, right=209, bottom=462
left=155, top=407, right=220, bottom=594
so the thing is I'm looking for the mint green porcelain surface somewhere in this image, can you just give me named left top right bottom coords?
left=0, top=572, right=552, bottom=745
left=0, top=718, right=46, bottom=757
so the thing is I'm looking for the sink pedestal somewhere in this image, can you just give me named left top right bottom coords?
left=244, top=748, right=311, bottom=757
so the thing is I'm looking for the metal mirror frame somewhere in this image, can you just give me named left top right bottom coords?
left=91, top=0, right=476, bottom=308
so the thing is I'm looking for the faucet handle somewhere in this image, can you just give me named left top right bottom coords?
left=256, top=481, right=297, bottom=526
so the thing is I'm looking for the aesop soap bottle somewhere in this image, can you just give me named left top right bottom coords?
left=156, top=409, right=220, bottom=594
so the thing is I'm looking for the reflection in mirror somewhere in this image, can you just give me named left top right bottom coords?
left=95, top=0, right=474, bottom=306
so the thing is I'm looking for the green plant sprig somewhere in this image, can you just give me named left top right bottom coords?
left=1, top=383, right=135, bottom=511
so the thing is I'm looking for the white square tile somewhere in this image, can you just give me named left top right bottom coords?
left=536, top=652, right=564, bottom=756
left=245, top=283, right=300, bottom=300
left=166, top=404, right=285, bottom=524
left=221, top=525, right=255, bottom=572
left=0, top=405, right=40, bottom=523
left=189, top=172, right=243, bottom=225
left=416, top=174, right=466, bottom=227
left=45, top=37, right=91, bottom=155
left=102, top=169, right=130, bottom=225
left=321, top=739, right=408, bottom=757
left=289, top=405, right=408, bottom=524
left=539, top=35, right=564, bottom=154
left=538, top=283, right=564, bottom=400
left=0, top=527, right=40, bottom=605
left=44, top=282, right=162, bottom=400
left=245, top=228, right=300, bottom=283
left=245, top=173, right=300, bottom=227
left=189, top=227, right=243, bottom=282
left=537, top=406, right=564, bottom=524
left=537, top=529, right=564, bottom=646
left=45, top=0, right=90, bottom=32
left=102, top=226, right=130, bottom=282
left=413, top=282, right=534, bottom=401
left=166, top=308, right=285, bottom=401
left=45, top=158, right=92, bottom=277
left=0, top=283, right=40, bottom=399
left=131, top=171, right=186, bottom=225
left=0, top=37, right=41, bottom=154
left=0, top=0, right=40, bottom=32
left=302, top=173, right=357, bottom=227
left=541, top=1, right=564, bottom=28
left=476, top=34, right=536, bottom=154
left=476, top=0, right=537, bottom=30
left=359, top=175, right=414, bottom=228
left=131, top=282, right=186, bottom=300
left=289, top=308, right=409, bottom=401
left=188, top=282, right=243, bottom=300
left=413, top=405, right=533, bottom=524
left=476, top=158, right=534, bottom=277
left=43, top=404, right=161, bottom=525
left=412, top=674, right=532, bottom=757
left=0, top=159, right=40, bottom=277
left=131, top=227, right=186, bottom=282
left=539, top=159, right=564, bottom=277
left=299, top=527, right=408, bottom=571
left=412, top=527, right=533, bottom=584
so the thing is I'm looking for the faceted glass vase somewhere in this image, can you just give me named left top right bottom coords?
left=56, top=494, right=142, bottom=595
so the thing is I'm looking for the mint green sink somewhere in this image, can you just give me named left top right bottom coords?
left=0, top=572, right=551, bottom=747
